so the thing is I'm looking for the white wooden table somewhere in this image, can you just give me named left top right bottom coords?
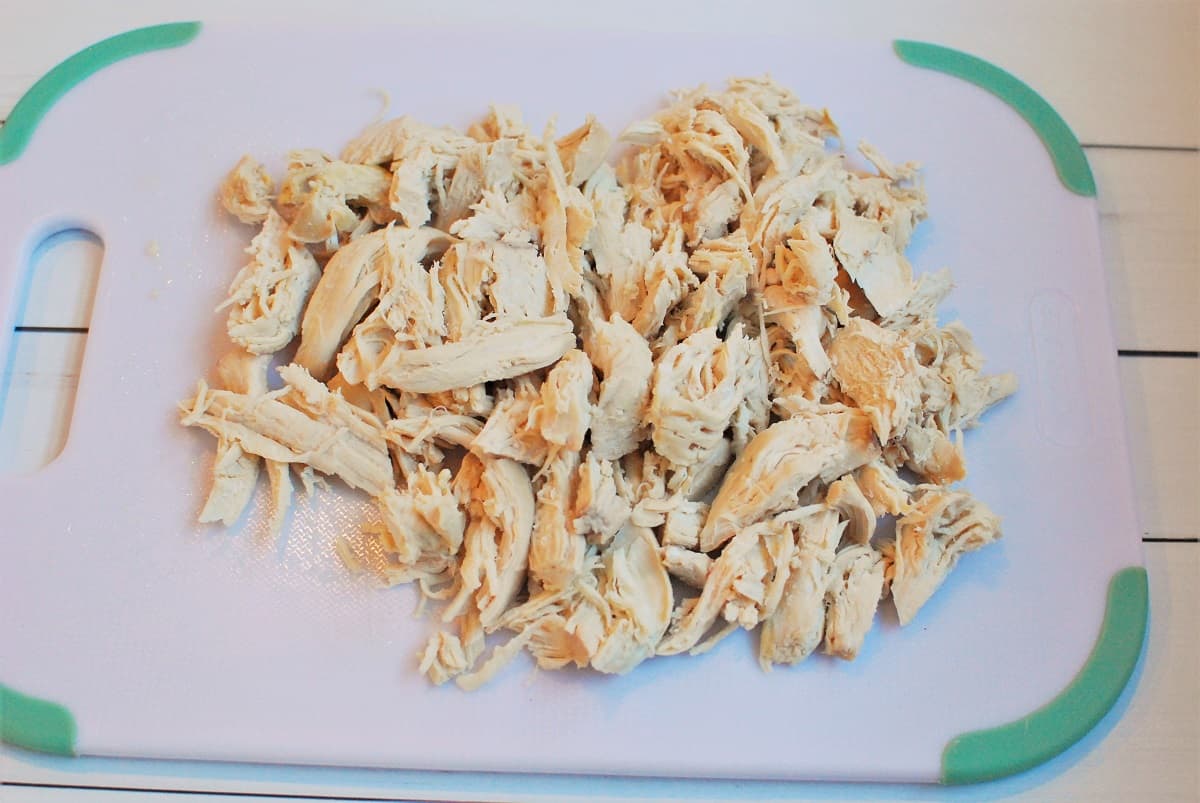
left=1, top=2, right=1196, bottom=801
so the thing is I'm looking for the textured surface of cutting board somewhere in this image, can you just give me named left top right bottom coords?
left=0, top=25, right=1144, bottom=783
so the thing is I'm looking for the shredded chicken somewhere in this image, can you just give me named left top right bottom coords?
left=196, top=350, right=270, bottom=526
left=218, top=155, right=274, bottom=225
left=185, top=75, right=1017, bottom=688
left=887, top=489, right=1003, bottom=625
left=221, top=209, right=321, bottom=355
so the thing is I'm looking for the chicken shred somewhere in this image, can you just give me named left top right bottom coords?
left=221, top=209, right=321, bottom=355
left=185, top=75, right=1017, bottom=688
left=218, top=155, right=274, bottom=225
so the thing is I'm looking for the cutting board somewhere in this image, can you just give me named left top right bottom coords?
left=0, top=23, right=1147, bottom=789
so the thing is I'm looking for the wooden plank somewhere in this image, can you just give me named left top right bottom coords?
left=0, top=0, right=1196, bottom=146
left=1092, top=148, right=1200, bottom=353
left=1119, top=357, right=1200, bottom=540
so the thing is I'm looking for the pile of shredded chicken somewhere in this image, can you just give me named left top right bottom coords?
left=184, top=77, right=1016, bottom=689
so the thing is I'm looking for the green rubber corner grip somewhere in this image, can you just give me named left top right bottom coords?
left=0, top=684, right=77, bottom=755
left=0, top=21, right=202, bottom=165
left=941, top=566, right=1148, bottom=784
left=893, top=40, right=1096, bottom=197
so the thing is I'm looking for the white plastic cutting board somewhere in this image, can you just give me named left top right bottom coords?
left=0, top=25, right=1143, bottom=784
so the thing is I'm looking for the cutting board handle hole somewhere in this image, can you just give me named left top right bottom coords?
left=0, top=228, right=104, bottom=474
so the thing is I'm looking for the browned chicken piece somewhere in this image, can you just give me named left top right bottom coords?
left=660, top=499, right=709, bottom=548
left=619, top=449, right=668, bottom=513
left=466, top=104, right=546, bottom=173
left=894, top=424, right=967, bottom=485
left=383, top=407, right=482, bottom=471
left=336, top=234, right=451, bottom=387
left=454, top=629, right=539, bottom=691
left=764, top=301, right=833, bottom=404
left=263, top=459, right=294, bottom=538
left=627, top=225, right=698, bottom=339
left=500, top=558, right=608, bottom=672
left=276, top=150, right=392, bottom=245
left=580, top=164, right=625, bottom=265
left=342, top=116, right=470, bottom=166
left=854, top=459, right=914, bottom=517
left=740, top=159, right=838, bottom=281
left=730, top=323, right=772, bottom=455
left=377, top=464, right=466, bottom=584
left=197, top=350, right=271, bottom=526
left=579, top=317, right=649, bottom=461
left=770, top=220, right=843, bottom=311
left=766, top=323, right=828, bottom=404
left=199, top=440, right=262, bottom=528
left=849, top=141, right=927, bottom=253
left=218, top=155, right=274, bottom=225
left=295, top=225, right=454, bottom=381
left=582, top=165, right=659, bottom=312
left=180, top=363, right=393, bottom=496
left=570, top=451, right=632, bottom=544
left=334, top=308, right=396, bottom=389
left=444, top=454, right=537, bottom=630
left=826, top=473, right=876, bottom=544
left=888, top=489, right=1002, bottom=625
left=419, top=630, right=472, bottom=686
left=660, top=231, right=753, bottom=351
left=449, top=188, right=540, bottom=245
left=436, top=240, right=492, bottom=343
left=374, top=233, right=451, bottom=349
left=686, top=178, right=742, bottom=246
left=823, top=543, right=887, bottom=660
left=529, top=449, right=586, bottom=592
left=536, top=349, right=594, bottom=451
left=912, top=322, right=1019, bottom=432
left=758, top=508, right=843, bottom=667
left=525, top=604, right=606, bottom=672
left=662, top=545, right=712, bottom=589
left=330, top=373, right=393, bottom=419
left=828, top=317, right=922, bottom=444
left=880, top=268, right=953, bottom=331
left=340, top=116, right=481, bottom=229
left=700, top=405, right=879, bottom=552
left=478, top=240, right=557, bottom=319
left=472, top=377, right=551, bottom=467
left=414, top=611, right=479, bottom=683
left=649, top=326, right=754, bottom=468
left=723, top=76, right=839, bottom=160
left=420, top=384, right=494, bottom=418
left=619, top=88, right=754, bottom=251
left=832, top=208, right=915, bottom=318
left=435, top=139, right=519, bottom=231
left=659, top=516, right=795, bottom=655
left=539, top=123, right=595, bottom=303
left=556, top=116, right=612, bottom=186
left=365, top=314, right=576, bottom=394
left=590, top=526, right=673, bottom=674
left=671, top=437, right=733, bottom=502
left=876, top=321, right=1016, bottom=485
left=220, top=209, right=321, bottom=355
left=722, top=93, right=786, bottom=176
